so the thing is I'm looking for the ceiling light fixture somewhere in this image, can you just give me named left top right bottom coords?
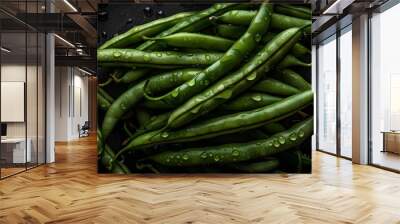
left=323, top=0, right=343, bottom=15
left=54, top=34, right=75, bottom=48
left=63, top=0, right=78, bottom=12
left=78, top=67, right=92, bottom=76
left=1, top=47, right=11, bottom=53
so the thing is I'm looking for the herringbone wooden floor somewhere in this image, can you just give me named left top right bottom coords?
left=0, top=136, right=400, bottom=224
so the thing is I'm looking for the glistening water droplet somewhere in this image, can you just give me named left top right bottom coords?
left=188, top=79, right=195, bottom=86
left=298, top=130, right=305, bottom=138
left=113, top=51, right=122, bottom=58
left=232, top=150, right=240, bottom=157
left=273, top=139, right=280, bottom=148
left=278, top=136, right=286, bottom=144
left=182, top=154, right=189, bottom=160
left=161, top=132, right=169, bottom=138
left=251, top=95, right=262, bottom=102
left=200, top=152, right=208, bottom=159
left=289, top=133, right=297, bottom=141
left=255, top=34, right=262, bottom=42
left=171, top=90, right=179, bottom=97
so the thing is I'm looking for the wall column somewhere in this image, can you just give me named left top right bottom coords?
left=352, top=14, right=369, bottom=164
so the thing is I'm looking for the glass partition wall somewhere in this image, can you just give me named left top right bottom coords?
left=370, top=3, right=400, bottom=171
left=0, top=2, right=46, bottom=179
left=316, top=25, right=353, bottom=159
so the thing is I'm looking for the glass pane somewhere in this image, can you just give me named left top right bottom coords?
left=317, top=35, right=337, bottom=154
left=339, top=27, right=352, bottom=158
left=371, top=5, right=400, bottom=171
left=1, top=31, right=27, bottom=177
left=27, top=30, right=38, bottom=169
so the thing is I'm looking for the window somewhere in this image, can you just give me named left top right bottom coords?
left=339, top=26, right=352, bottom=158
left=370, top=3, right=400, bottom=171
left=317, top=35, right=337, bottom=154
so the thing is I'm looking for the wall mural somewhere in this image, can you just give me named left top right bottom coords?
left=97, top=2, right=313, bottom=174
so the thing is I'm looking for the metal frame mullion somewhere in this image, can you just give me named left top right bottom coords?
left=336, top=25, right=342, bottom=157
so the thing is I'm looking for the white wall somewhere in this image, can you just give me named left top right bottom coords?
left=54, top=66, right=89, bottom=141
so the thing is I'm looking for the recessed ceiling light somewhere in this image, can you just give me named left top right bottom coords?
left=63, top=0, right=78, bottom=12
left=54, top=34, right=75, bottom=48
left=1, top=47, right=11, bottom=53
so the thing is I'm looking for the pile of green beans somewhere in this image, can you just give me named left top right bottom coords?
left=98, top=3, right=313, bottom=173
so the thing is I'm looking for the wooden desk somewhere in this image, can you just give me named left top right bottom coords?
left=382, top=131, right=400, bottom=154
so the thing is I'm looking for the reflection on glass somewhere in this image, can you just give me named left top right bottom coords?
left=371, top=4, right=400, bottom=171
left=1, top=31, right=27, bottom=177
left=317, top=35, right=337, bottom=154
left=340, top=27, right=352, bottom=158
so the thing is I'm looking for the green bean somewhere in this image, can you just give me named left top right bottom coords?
left=275, top=4, right=311, bottom=20
left=290, top=43, right=311, bottom=59
left=99, top=62, right=189, bottom=69
left=262, top=122, right=286, bottom=134
left=145, top=32, right=235, bottom=51
left=144, top=68, right=202, bottom=96
left=220, top=92, right=282, bottom=111
left=123, top=112, right=172, bottom=146
left=136, top=108, right=151, bottom=127
left=144, top=3, right=272, bottom=109
left=112, top=68, right=149, bottom=84
left=218, top=11, right=311, bottom=33
left=98, top=87, right=114, bottom=102
left=99, top=12, right=194, bottom=50
left=149, top=117, right=313, bottom=166
left=119, top=90, right=313, bottom=155
left=215, top=24, right=247, bottom=39
left=276, top=54, right=310, bottom=70
left=216, top=28, right=310, bottom=58
left=252, top=78, right=300, bottom=96
left=107, top=4, right=237, bottom=85
left=97, top=49, right=223, bottom=67
left=229, top=159, right=279, bottom=172
left=97, top=92, right=111, bottom=111
left=276, top=69, right=311, bottom=91
left=137, top=3, right=241, bottom=51
left=102, top=80, right=145, bottom=138
left=168, top=26, right=304, bottom=128
left=98, top=130, right=130, bottom=173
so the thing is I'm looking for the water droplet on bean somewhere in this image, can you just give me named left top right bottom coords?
left=113, top=51, right=122, bottom=58
left=156, top=52, right=162, bottom=57
left=161, top=132, right=169, bottom=138
left=289, top=133, right=297, bottom=141
left=246, top=73, right=257, bottom=81
left=298, top=130, right=305, bottom=138
left=214, top=155, right=220, bottom=162
left=251, top=95, right=262, bottom=102
left=143, top=55, right=151, bottom=62
left=200, top=152, right=208, bottom=159
left=205, top=55, right=211, bottom=61
left=120, top=103, right=127, bottom=110
left=232, top=150, right=240, bottom=157
left=273, top=139, right=280, bottom=148
left=278, top=136, right=286, bottom=144
left=188, top=79, right=195, bottom=86
left=255, top=34, right=262, bottom=42
left=171, top=90, right=179, bottom=97
left=182, top=154, right=189, bottom=160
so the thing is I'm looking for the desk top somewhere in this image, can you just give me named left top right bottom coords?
left=1, top=138, right=28, bottom=143
left=381, top=131, right=400, bottom=134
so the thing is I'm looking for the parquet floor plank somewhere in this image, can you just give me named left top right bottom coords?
left=0, top=136, right=399, bottom=223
